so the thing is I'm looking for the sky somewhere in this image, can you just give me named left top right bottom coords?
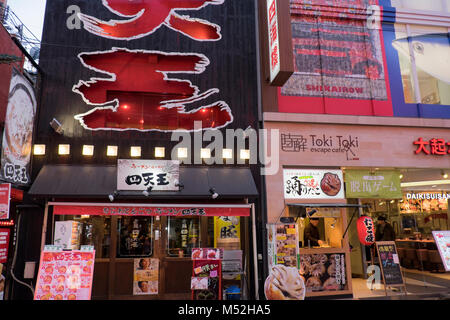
left=7, top=0, right=47, bottom=40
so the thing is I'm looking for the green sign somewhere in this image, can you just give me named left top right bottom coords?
left=344, top=170, right=402, bottom=199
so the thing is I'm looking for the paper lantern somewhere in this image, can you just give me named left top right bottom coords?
left=357, top=216, right=375, bottom=246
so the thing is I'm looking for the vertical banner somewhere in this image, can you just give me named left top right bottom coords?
left=0, top=183, right=11, bottom=220
left=133, top=258, right=159, bottom=295
left=214, top=216, right=241, bottom=250
left=0, top=68, right=36, bottom=186
left=34, top=250, right=95, bottom=300
left=0, top=228, right=10, bottom=263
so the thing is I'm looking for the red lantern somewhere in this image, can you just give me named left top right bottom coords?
left=357, top=216, right=375, bottom=246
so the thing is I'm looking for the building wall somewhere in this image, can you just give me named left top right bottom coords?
left=34, top=0, right=260, bottom=178
left=260, top=0, right=450, bottom=119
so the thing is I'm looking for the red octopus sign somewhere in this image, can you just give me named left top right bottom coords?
left=79, top=0, right=224, bottom=41
left=74, top=0, right=232, bottom=132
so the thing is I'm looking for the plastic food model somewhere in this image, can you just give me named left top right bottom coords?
left=264, top=265, right=306, bottom=300
left=320, top=172, right=342, bottom=196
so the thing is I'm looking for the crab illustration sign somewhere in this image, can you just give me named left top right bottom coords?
left=73, top=0, right=232, bottom=132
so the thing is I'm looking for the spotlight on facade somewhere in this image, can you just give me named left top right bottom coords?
left=143, top=186, right=153, bottom=197
left=209, top=188, right=219, bottom=199
left=442, top=170, right=448, bottom=179
left=108, top=190, right=119, bottom=202
left=50, top=118, right=64, bottom=135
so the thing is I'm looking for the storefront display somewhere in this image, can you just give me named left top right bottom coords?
left=0, top=184, right=10, bottom=220
left=375, top=241, right=406, bottom=295
left=54, top=221, right=81, bottom=250
left=191, top=248, right=222, bottom=301
left=267, top=223, right=299, bottom=270
left=34, top=248, right=95, bottom=300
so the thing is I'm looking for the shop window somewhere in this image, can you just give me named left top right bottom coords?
left=117, top=217, right=154, bottom=258
left=393, top=24, right=450, bottom=105
left=54, top=216, right=111, bottom=259
left=167, top=217, right=200, bottom=257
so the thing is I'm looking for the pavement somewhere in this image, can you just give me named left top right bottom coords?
left=350, top=269, right=450, bottom=300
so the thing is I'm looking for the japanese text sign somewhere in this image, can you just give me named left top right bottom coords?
left=283, top=169, right=345, bottom=199
left=0, top=184, right=11, bottom=220
left=117, top=159, right=179, bottom=191
left=414, top=137, right=450, bottom=156
left=34, top=250, right=95, bottom=300
left=345, top=170, right=402, bottom=199
left=0, top=229, right=10, bottom=264
left=267, top=0, right=280, bottom=83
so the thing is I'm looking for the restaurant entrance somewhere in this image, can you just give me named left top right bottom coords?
left=49, top=202, right=254, bottom=300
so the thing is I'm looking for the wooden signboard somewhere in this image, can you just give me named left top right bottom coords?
left=375, top=241, right=406, bottom=296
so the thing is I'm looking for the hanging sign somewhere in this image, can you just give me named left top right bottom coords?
left=0, top=229, right=10, bottom=264
left=283, top=169, right=345, bottom=199
left=357, top=216, right=375, bottom=246
left=267, top=0, right=280, bottom=83
left=117, top=159, right=180, bottom=191
left=345, top=170, right=402, bottom=199
left=0, top=184, right=11, bottom=220
left=34, top=250, right=95, bottom=300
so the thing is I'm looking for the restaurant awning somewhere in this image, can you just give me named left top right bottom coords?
left=29, top=164, right=259, bottom=199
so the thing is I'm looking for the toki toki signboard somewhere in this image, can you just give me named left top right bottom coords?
left=117, top=159, right=180, bottom=191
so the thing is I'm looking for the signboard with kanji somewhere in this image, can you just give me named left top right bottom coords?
left=283, top=169, right=345, bottom=199
left=267, top=0, right=280, bottom=83
left=413, top=137, right=450, bottom=156
left=344, top=170, right=402, bottom=199
left=375, top=241, right=404, bottom=287
left=117, top=159, right=180, bottom=191
left=34, top=249, right=95, bottom=300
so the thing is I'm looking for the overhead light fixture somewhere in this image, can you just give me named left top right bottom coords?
left=307, top=209, right=317, bottom=218
left=58, top=144, right=70, bottom=155
left=50, top=118, right=64, bottom=135
left=130, top=146, right=141, bottom=157
left=390, top=200, right=395, bottom=204
left=155, top=147, right=165, bottom=158
left=175, top=182, right=184, bottom=191
left=177, top=148, right=188, bottom=159
left=399, top=174, right=403, bottom=179
left=222, top=149, right=233, bottom=159
left=82, top=145, right=94, bottom=156
left=107, top=146, right=118, bottom=157
left=33, top=144, right=46, bottom=155
left=442, top=170, right=448, bottom=179
left=240, top=149, right=250, bottom=160
left=108, top=190, right=119, bottom=202
left=210, top=187, right=219, bottom=199
left=201, top=148, right=211, bottom=159
left=142, top=186, right=153, bottom=197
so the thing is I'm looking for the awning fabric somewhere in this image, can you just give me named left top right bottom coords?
left=29, top=165, right=259, bottom=199
left=51, top=203, right=251, bottom=217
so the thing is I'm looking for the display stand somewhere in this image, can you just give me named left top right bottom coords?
left=191, top=248, right=222, bottom=300
left=375, top=241, right=407, bottom=296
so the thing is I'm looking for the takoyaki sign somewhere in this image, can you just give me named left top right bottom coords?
left=283, top=169, right=345, bottom=199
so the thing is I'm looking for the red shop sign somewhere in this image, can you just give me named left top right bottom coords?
left=357, top=216, right=375, bottom=246
left=414, top=137, right=450, bottom=155
left=53, top=204, right=250, bottom=217
left=0, top=228, right=11, bottom=264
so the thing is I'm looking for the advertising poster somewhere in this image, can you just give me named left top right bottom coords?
left=299, top=253, right=347, bottom=293
left=284, top=169, right=345, bottom=199
left=133, top=258, right=159, bottom=295
left=345, top=170, right=402, bottom=199
left=375, top=241, right=404, bottom=286
left=34, top=250, right=95, bottom=300
left=432, top=231, right=450, bottom=272
left=0, top=183, right=10, bottom=220
left=191, top=248, right=222, bottom=301
left=264, top=265, right=306, bottom=300
left=117, top=159, right=180, bottom=191
left=0, top=68, right=36, bottom=186
left=279, top=0, right=393, bottom=116
left=267, top=224, right=299, bottom=270
left=214, top=216, right=241, bottom=250
left=0, top=228, right=10, bottom=264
